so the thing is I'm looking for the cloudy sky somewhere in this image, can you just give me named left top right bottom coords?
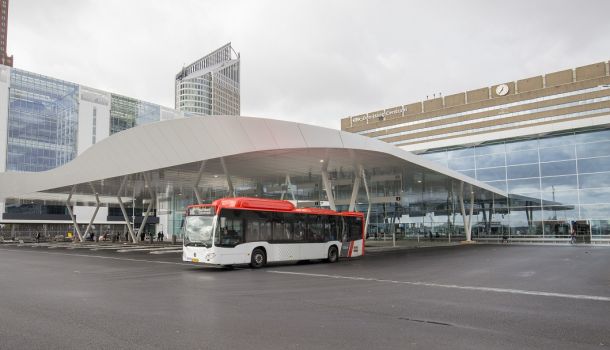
left=8, top=0, right=610, bottom=129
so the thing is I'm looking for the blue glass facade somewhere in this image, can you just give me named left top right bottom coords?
left=421, top=127, right=610, bottom=238
left=7, top=69, right=79, bottom=172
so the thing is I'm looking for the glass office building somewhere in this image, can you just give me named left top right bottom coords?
left=0, top=65, right=185, bottom=239
left=7, top=69, right=79, bottom=172
left=342, top=61, right=610, bottom=243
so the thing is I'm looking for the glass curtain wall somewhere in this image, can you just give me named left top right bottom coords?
left=110, top=94, right=161, bottom=135
left=421, top=127, right=610, bottom=240
left=7, top=69, right=79, bottom=172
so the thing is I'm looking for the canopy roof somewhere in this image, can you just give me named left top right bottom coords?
left=0, top=116, right=508, bottom=203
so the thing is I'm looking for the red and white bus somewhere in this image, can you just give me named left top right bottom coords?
left=182, top=197, right=365, bottom=268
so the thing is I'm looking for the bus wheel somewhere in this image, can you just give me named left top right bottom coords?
left=327, top=246, right=339, bottom=263
left=250, top=248, right=266, bottom=268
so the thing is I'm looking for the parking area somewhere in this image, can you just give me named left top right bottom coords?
left=0, top=244, right=608, bottom=349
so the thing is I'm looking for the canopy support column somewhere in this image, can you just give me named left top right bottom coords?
left=360, top=165, right=371, bottom=239
left=82, top=183, right=101, bottom=242
left=280, top=174, right=296, bottom=201
left=117, top=176, right=137, bottom=243
left=348, top=171, right=361, bottom=212
left=468, top=184, right=475, bottom=242
left=321, top=160, right=336, bottom=211
left=66, top=185, right=84, bottom=242
left=458, top=182, right=475, bottom=242
left=136, top=173, right=156, bottom=241
left=220, top=157, right=235, bottom=197
left=193, top=161, right=206, bottom=204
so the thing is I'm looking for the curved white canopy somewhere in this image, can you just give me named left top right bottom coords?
left=0, top=116, right=506, bottom=201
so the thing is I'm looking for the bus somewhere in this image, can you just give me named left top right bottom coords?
left=182, top=197, right=365, bottom=268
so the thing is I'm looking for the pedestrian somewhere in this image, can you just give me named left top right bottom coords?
left=502, top=233, right=509, bottom=244
left=157, top=231, right=161, bottom=242
left=35, top=231, right=41, bottom=243
left=125, top=231, right=129, bottom=242
left=160, top=231, right=164, bottom=242
left=140, top=230, right=145, bottom=242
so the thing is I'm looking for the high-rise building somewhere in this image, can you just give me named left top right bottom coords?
left=175, top=43, right=240, bottom=116
left=0, top=0, right=13, bottom=67
left=342, top=61, right=610, bottom=241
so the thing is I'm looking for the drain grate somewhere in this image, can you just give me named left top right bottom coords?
left=397, top=317, right=452, bottom=327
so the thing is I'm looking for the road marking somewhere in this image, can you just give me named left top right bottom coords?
left=267, top=270, right=610, bottom=302
left=0, top=247, right=195, bottom=266
left=150, top=249, right=183, bottom=255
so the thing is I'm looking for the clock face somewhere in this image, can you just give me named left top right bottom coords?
left=496, top=84, right=509, bottom=96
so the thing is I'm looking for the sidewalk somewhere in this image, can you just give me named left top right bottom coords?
left=365, top=239, right=460, bottom=252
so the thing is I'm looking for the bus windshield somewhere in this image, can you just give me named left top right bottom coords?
left=184, top=215, right=215, bottom=247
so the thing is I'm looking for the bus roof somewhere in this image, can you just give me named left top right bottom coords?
left=187, top=197, right=363, bottom=217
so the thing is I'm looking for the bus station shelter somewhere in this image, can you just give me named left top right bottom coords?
left=0, top=116, right=516, bottom=243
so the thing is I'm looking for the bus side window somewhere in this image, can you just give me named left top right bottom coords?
left=272, top=213, right=290, bottom=241
left=322, top=216, right=331, bottom=242
left=260, top=221, right=272, bottom=241
left=290, top=214, right=302, bottom=241
left=245, top=220, right=260, bottom=242
left=308, top=215, right=324, bottom=242
left=346, top=217, right=362, bottom=241
left=328, top=216, right=338, bottom=241
left=340, top=217, right=348, bottom=242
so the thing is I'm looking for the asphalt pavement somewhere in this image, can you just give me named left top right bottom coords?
left=0, top=243, right=608, bottom=350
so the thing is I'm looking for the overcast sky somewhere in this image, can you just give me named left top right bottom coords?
left=8, top=0, right=610, bottom=129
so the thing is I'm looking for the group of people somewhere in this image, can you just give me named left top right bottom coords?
left=138, top=230, right=165, bottom=242
left=30, top=228, right=168, bottom=244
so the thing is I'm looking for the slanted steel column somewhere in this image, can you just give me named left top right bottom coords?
left=66, top=185, right=84, bottom=242
left=458, top=181, right=475, bottom=242
left=193, top=161, right=206, bottom=204
left=82, top=183, right=101, bottom=241
left=116, top=176, right=137, bottom=243
left=360, top=165, right=371, bottom=238
left=458, top=181, right=468, bottom=240
left=136, top=173, right=156, bottom=241
left=468, top=184, right=475, bottom=242
left=220, top=157, right=235, bottom=197
left=348, top=171, right=361, bottom=212
left=321, top=160, right=336, bottom=211
left=280, top=174, right=296, bottom=201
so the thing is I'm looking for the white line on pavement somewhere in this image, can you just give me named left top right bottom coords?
left=0, top=247, right=195, bottom=266
left=267, top=270, right=610, bottom=302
